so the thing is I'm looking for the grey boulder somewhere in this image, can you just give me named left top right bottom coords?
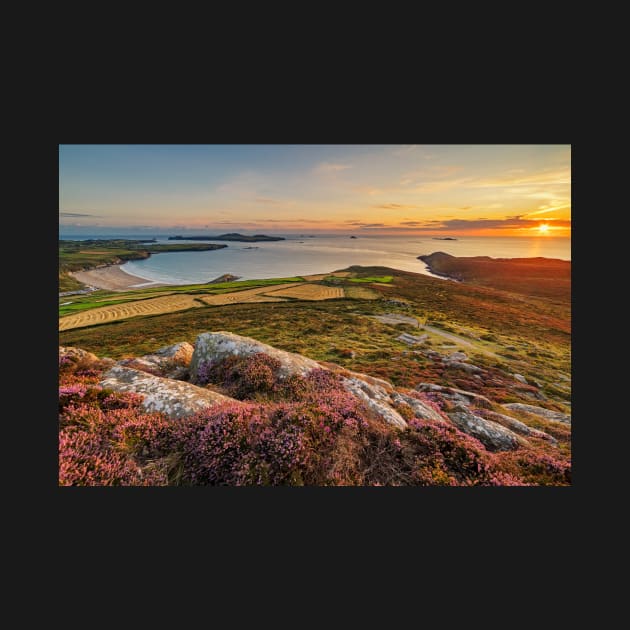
left=100, top=366, right=237, bottom=419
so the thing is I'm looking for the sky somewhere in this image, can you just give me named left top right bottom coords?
left=59, top=144, right=571, bottom=236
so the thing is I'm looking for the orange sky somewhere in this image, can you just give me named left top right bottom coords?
left=60, top=145, right=571, bottom=237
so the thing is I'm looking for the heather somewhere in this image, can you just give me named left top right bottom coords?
left=59, top=352, right=569, bottom=486
left=59, top=263, right=570, bottom=487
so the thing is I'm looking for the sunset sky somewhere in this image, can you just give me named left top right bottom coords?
left=59, top=144, right=571, bottom=236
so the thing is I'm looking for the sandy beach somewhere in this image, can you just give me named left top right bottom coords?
left=70, top=265, right=165, bottom=292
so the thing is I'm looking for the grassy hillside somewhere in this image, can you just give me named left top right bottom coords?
left=418, top=252, right=571, bottom=302
left=60, top=265, right=570, bottom=405
left=59, top=262, right=571, bottom=486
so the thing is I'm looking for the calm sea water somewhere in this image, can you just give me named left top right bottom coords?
left=60, top=234, right=571, bottom=285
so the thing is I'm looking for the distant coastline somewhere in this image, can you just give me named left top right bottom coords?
left=169, top=233, right=285, bottom=242
left=60, top=239, right=227, bottom=294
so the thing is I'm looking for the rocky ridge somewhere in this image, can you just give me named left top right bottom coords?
left=72, top=331, right=569, bottom=453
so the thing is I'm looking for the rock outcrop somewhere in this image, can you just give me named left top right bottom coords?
left=76, top=330, right=561, bottom=447
left=190, top=332, right=320, bottom=381
left=502, top=403, right=571, bottom=425
left=60, top=346, right=101, bottom=364
left=391, top=392, right=445, bottom=423
left=446, top=405, right=520, bottom=451
left=444, top=361, right=484, bottom=374
left=475, top=409, right=557, bottom=445
left=117, top=342, right=193, bottom=379
left=397, top=332, right=428, bottom=345
left=343, top=377, right=407, bottom=429
left=415, top=383, right=493, bottom=409
left=99, top=366, right=236, bottom=418
left=190, top=332, right=411, bottom=428
left=59, top=346, right=115, bottom=368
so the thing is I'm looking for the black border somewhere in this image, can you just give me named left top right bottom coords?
left=48, top=97, right=579, bottom=561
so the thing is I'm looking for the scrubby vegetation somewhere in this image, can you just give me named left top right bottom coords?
left=419, top=252, right=571, bottom=302
left=59, top=262, right=571, bottom=486
left=59, top=349, right=569, bottom=486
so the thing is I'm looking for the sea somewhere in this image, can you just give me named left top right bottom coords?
left=59, top=233, right=571, bottom=285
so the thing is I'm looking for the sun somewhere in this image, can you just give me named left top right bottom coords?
left=538, top=223, right=550, bottom=235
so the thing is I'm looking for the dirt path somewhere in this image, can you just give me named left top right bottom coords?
left=420, top=324, right=500, bottom=358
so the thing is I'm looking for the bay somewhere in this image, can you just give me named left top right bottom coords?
left=60, top=233, right=571, bottom=285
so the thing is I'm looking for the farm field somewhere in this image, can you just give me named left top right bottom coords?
left=59, top=294, right=203, bottom=331
left=59, top=281, right=350, bottom=330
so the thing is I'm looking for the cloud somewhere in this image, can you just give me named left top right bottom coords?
left=217, top=218, right=330, bottom=224
left=525, top=207, right=565, bottom=217
left=373, top=203, right=420, bottom=210
left=59, top=212, right=100, bottom=218
left=523, top=202, right=571, bottom=219
left=426, top=217, right=572, bottom=231
left=396, top=167, right=571, bottom=196
left=314, top=162, right=352, bottom=174
left=345, top=216, right=572, bottom=232
left=255, top=197, right=279, bottom=204
left=471, top=168, right=571, bottom=189
left=346, top=221, right=387, bottom=228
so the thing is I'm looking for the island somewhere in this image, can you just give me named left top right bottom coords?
left=432, top=237, right=458, bottom=240
left=207, top=274, right=241, bottom=284
left=350, top=236, right=357, bottom=239
left=168, top=233, right=285, bottom=242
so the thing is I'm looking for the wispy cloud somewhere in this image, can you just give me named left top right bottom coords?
left=398, top=167, right=570, bottom=196
left=471, top=168, right=571, bottom=189
left=346, top=221, right=386, bottom=228
left=416, top=217, right=572, bottom=231
left=373, top=203, right=421, bottom=210
left=59, top=211, right=100, bottom=218
left=525, top=207, right=566, bottom=217
left=346, top=216, right=572, bottom=232
left=314, top=162, right=352, bottom=174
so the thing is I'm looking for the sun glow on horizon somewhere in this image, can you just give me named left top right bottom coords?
left=59, top=145, right=571, bottom=236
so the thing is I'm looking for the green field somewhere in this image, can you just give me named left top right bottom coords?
left=347, top=275, right=393, bottom=283
left=59, top=276, right=307, bottom=317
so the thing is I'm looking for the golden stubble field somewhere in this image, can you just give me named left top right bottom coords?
left=59, top=283, right=347, bottom=331
left=58, top=295, right=204, bottom=331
